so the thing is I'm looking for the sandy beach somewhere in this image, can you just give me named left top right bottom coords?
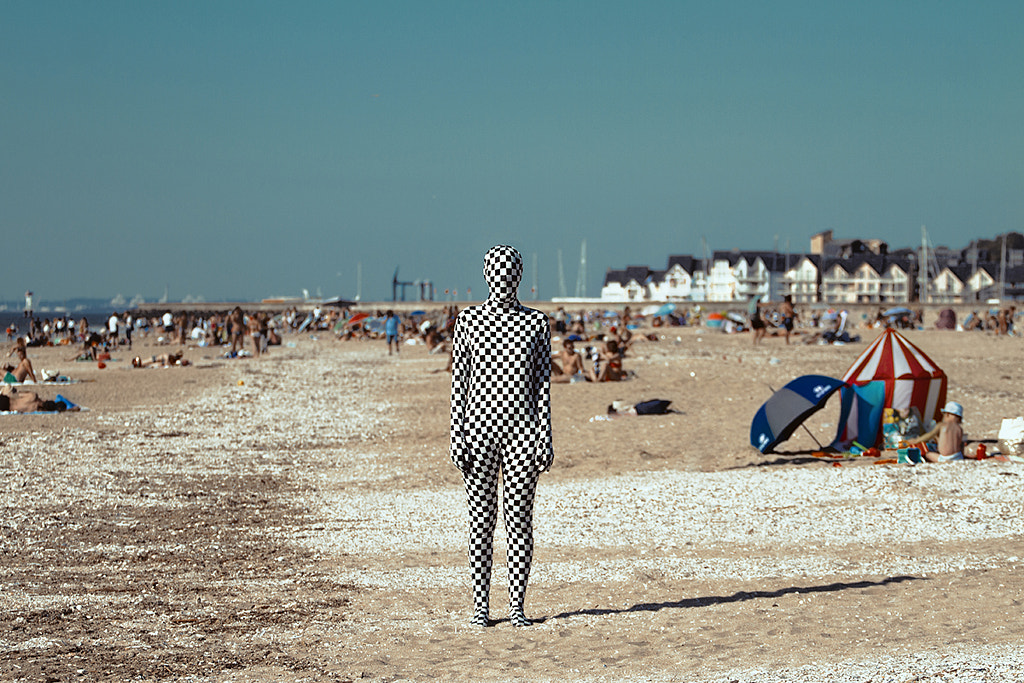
left=2, top=325, right=1024, bottom=682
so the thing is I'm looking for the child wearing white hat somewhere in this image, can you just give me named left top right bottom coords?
left=923, top=401, right=965, bottom=463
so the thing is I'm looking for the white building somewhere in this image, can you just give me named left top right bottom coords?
left=600, top=266, right=655, bottom=302
left=779, top=256, right=821, bottom=303
left=930, top=266, right=970, bottom=303
left=966, top=266, right=998, bottom=301
left=819, top=257, right=910, bottom=304
left=601, top=256, right=706, bottom=302
left=707, top=251, right=790, bottom=303
left=648, top=255, right=701, bottom=301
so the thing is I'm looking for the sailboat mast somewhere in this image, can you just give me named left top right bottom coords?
left=920, top=225, right=928, bottom=304
left=1000, top=234, right=1007, bottom=301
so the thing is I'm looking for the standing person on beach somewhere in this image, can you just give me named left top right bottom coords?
left=123, top=312, right=133, bottom=349
left=249, top=312, right=265, bottom=357
left=449, top=245, right=553, bottom=627
left=779, top=295, right=798, bottom=345
left=384, top=310, right=400, bottom=355
left=749, top=295, right=766, bottom=344
left=229, top=307, right=245, bottom=354
left=107, top=312, right=120, bottom=346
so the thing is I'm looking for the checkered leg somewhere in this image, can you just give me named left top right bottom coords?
left=503, top=455, right=539, bottom=626
left=465, top=456, right=501, bottom=625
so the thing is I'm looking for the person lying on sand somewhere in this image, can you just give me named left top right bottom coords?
left=132, top=351, right=189, bottom=368
left=3, top=347, right=36, bottom=383
left=551, top=339, right=596, bottom=383
left=0, top=385, right=79, bottom=413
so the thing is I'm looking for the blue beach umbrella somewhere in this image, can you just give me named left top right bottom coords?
left=750, top=375, right=845, bottom=453
left=656, top=303, right=676, bottom=316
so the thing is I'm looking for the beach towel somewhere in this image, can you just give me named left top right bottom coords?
left=0, top=408, right=87, bottom=415
left=5, top=378, right=81, bottom=387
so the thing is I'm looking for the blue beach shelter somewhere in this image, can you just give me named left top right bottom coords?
left=830, top=381, right=886, bottom=451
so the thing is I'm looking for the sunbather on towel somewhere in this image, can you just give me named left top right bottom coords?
left=0, top=386, right=78, bottom=413
left=598, top=339, right=624, bottom=382
left=132, top=351, right=189, bottom=368
left=3, top=346, right=36, bottom=383
left=551, top=339, right=596, bottom=383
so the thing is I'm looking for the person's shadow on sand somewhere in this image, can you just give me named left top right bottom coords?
left=538, top=575, right=923, bottom=623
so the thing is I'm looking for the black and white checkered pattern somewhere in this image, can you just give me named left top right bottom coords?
left=450, top=245, right=553, bottom=627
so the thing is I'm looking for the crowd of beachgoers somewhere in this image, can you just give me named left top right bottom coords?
left=5, top=300, right=1020, bottom=376
left=3, top=299, right=1019, bottom=416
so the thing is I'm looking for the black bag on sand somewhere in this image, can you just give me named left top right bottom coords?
left=634, top=399, right=672, bottom=415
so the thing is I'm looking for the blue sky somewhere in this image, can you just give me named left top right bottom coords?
left=2, top=1, right=1022, bottom=303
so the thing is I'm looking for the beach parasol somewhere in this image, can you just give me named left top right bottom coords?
left=883, top=307, right=912, bottom=318
left=410, top=310, right=426, bottom=316
left=750, top=374, right=845, bottom=453
left=347, top=312, right=370, bottom=326
left=656, top=303, right=677, bottom=316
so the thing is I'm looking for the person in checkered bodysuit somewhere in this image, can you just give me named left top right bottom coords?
left=450, top=245, right=553, bottom=627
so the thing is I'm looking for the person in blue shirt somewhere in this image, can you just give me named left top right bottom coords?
left=384, top=310, right=400, bottom=355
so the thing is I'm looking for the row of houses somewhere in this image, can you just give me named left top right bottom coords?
left=602, top=238, right=1024, bottom=305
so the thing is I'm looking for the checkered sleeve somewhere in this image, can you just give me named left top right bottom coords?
left=533, top=315, right=554, bottom=471
left=449, top=312, right=472, bottom=472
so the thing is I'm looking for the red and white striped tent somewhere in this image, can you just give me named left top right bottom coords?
left=841, top=328, right=947, bottom=424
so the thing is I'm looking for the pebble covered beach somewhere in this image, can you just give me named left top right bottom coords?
left=2, top=324, right=1023, bottom=681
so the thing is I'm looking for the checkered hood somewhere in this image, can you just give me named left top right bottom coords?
left=483, top=245, right=523, bottom=308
